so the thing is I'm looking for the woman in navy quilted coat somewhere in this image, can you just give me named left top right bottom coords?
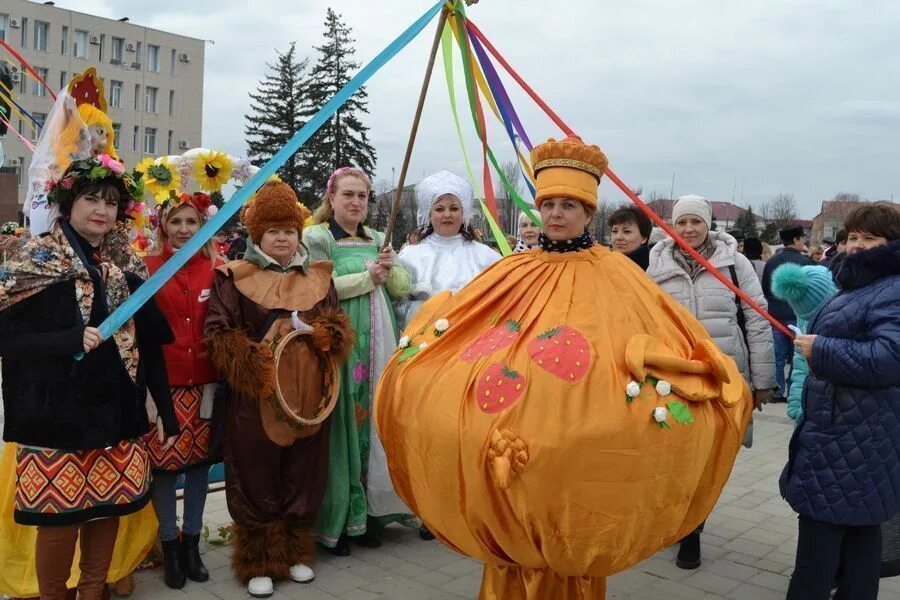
left=782, top=202, right=900, bottom=600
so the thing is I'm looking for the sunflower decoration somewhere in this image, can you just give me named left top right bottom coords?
left=137, top=157, right=182, bottom=203
left=194, top=150, right=233, bottom=192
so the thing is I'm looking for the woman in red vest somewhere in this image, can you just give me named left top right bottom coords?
left=144, top=192, right=222, bottom=589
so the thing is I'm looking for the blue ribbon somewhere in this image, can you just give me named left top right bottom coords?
left=93, top=0, right=444, bottom=344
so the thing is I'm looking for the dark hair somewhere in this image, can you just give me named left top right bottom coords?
left=743, top=237, right=763, bottom=260
left=421, top=222, right=477, bottom=242
left=727, top=228, right=745, bottom=242
left=607, top=206, right=652, bottom=240
left=58, top=181, right=126, bottom=220
left=835, top=228, right=848, bottom=244
left=843, top=202, right=900, bottom=242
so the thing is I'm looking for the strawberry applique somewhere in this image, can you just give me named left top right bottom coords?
left=460, top=320, right=520, bottom=361
left=527, top=326, right=591, bottom=382
left=475, top=363, right=526, bottom=414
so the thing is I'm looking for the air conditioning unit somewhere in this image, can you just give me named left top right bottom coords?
left=125, top=42, right=135, bottom=52
left=10, top=65, right=21, bottom=74
left=8, top=158, right=22, bottom=167
left=89, top=35, right=100, bottom=45
left=8, top=18, right=21, bottom=29
left=109, top=58, right=121, bottom=65
left=179, top=52, right=190, bottom=63
left=10, top=73, right=21, bottom=83
left=131, top=63, right=142, bottom=69
left=178, top=140, right=190, bottom=150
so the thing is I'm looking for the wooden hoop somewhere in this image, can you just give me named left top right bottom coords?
left=272, top=328, right=340, bottom=427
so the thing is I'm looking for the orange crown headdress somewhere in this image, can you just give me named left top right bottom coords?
left=531, top=136, right=609, bottom=210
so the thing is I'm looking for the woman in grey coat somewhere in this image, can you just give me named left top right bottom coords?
left=648, top=194, right=776, bottom=570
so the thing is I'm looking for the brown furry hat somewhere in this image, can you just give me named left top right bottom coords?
left=243, top=182, right=307, bottom=244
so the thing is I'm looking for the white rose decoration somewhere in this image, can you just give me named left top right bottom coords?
left=419, top=341, right=429, bottom=349
left=434, top=318, right=450, bottom=332
left=625, top=381, right=642, bottom=398
left=398, top=336, right=411, bottom=349
left=653, top=406, right=668, bottom=423
left=655, top=380, right=672, bottom=397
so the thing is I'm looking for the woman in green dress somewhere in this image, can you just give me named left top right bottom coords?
left=304, top=167, right=415, bottom=556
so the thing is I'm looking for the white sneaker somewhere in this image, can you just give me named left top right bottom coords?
left=289, top=563, right=315, bottom=583
left=248, top=576, right=274, bottom=597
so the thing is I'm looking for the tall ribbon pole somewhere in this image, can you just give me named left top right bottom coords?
left=383, top=7, right=450, bottom=248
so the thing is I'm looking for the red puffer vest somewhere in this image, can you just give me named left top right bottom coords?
left=144, top=245, right=221, bottom=387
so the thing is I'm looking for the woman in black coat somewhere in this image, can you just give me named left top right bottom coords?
left=0, top=156, right=178, bottom=600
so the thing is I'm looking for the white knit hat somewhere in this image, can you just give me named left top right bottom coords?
left=672, top=195, right=712, bottom=228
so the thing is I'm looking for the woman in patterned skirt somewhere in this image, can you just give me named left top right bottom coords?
left=0, top=155, right=179, bottom=600
left=144, top=192, right=222, bottom=589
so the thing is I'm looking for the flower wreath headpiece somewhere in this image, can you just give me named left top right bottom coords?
left=47, top=154, right=144, bottom=216
left=151, top=191, right=218, bottom=229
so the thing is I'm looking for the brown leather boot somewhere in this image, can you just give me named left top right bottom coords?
left=35, top=524, right=80, bottom=600
left=76, top=518, right=119, bottom=600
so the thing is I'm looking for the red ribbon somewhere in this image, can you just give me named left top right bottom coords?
left=465, top=18, right=793, bottom=340
left=0, top=39, right=58, bottom=101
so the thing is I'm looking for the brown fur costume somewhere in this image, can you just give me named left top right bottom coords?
left=310, top=307, right=355, bottom=362
left=206, top=329, right=276, bottom=403
left=231, top=521, right=292, bottom=584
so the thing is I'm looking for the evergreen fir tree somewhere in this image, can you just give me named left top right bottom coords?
left=244, top=43, right=314, bottom=201
left=304, top=8, right=377, bottom=200
left=735, top=205, right=759, bottom=238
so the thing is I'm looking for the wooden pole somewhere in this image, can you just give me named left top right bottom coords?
left=382, top=7, right=449, bottom=249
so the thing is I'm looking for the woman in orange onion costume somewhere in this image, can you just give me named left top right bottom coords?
left=375, top=136, right=752, bottom=599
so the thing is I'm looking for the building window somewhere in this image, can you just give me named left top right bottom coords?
left=148, top=45, right=160, bottom=72
left=112, top=123, right=121, bottom=147
left=33, top=67, right=49, bottom=96
left=145, top=86, right=158, bottom=113
left=18, top=68, right=26, bottom=93
left=31, top=112, right=47, bottom=141
left=98, top=34, right=105, bottom=62
left=34, top=21, right=49, bottom=52
left=60, top=26, right=68, bottom=55
left=20, top=18, right=28, bottom=48
left=132, top=126, right=139, bottom=152
left=167, top=130, right=174, bottom=154
left=170, top=48, right=177, bottom=76
left=16, top=157, right=26, bottom=185
left=168, top=90, right=175, bottom=117
left=59, top=71, right=67, bottom=90
left=134, top=84, right=141, bottom=111
left=144, top=127, right=157, bottom=154
left=111, top=36, right=124, bottom=62
left=109, top=80, right=123, bottom=108
left=0, top=14, right=8, bottom=43
left=74, top=30, right=88, bottom=59
left=134, top=41, right=142, bottom=66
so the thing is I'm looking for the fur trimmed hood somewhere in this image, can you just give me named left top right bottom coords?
left=831, top=240, right=900, bottom=290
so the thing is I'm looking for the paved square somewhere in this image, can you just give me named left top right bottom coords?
left=118, top=412, right=900, bottom=599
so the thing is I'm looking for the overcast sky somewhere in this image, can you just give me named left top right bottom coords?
left=67, top=0, right=900, bottom=218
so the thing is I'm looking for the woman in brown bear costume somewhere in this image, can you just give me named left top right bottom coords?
left=205, top=182, right=354, bottom=598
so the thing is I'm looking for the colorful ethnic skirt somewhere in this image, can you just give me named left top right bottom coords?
left=14, top=439, right=151, bottom=526
left=145, top=385, right=211, bottom=472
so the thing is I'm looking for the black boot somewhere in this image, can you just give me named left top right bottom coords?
left=161, top=539, right=186, bottom=589
left=181, top=533, right=209, bottom=582
left=352, top=531, right=382, bottom=548
left=419, top=524, right=435, bottom=541
left=323, top=534, right=351, bottom=556
left=676, top=532, right=701, bottom=570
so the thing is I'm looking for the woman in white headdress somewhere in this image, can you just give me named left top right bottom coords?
left=396, top=171, right=501, bottom=332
